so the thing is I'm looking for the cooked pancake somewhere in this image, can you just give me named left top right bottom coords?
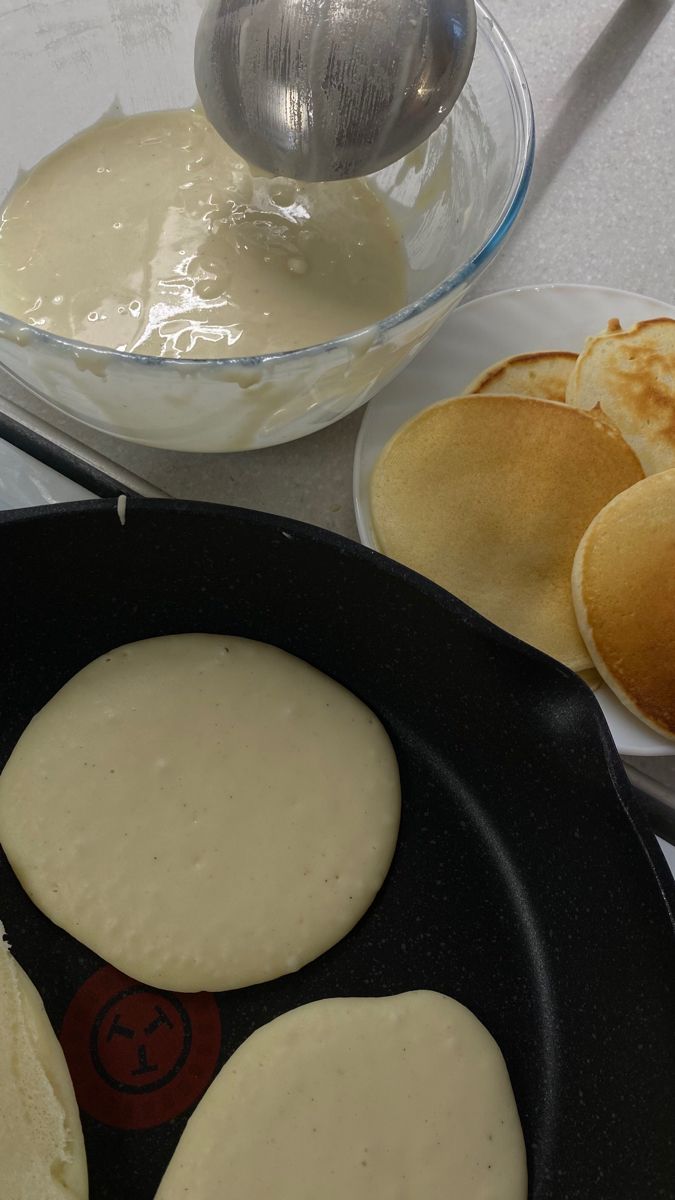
left=370, top=395, right=644, bottom=670
left=466, top=351, right=577, bottom=403
left=156, top=992, right=527, bottom=1200
left=1, top=922, right=88, bottom=1199
left=566, top=317, right=675, bottom=474
left=572, top=469, right=675, bottom=741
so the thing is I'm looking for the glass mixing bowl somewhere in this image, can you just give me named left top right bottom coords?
left=0, top=1, right=533, bottom=452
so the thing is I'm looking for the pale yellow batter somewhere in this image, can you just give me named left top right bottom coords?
left=1, top=922, right=88, bottom=1199
left=156, top=992, right=528, bottom=1200
left=0, top=109, right=406, bottom=358
left=0, top=634, right=401, bottom=993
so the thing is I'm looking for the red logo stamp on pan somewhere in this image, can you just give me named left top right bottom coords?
left=60, top=967, right=221, bottom=1130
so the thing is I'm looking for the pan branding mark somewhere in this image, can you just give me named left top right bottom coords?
left=60, top=966, right=221, bottom=1129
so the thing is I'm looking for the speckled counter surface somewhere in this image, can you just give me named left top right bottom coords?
left=2, top=0, right=675, bottom=804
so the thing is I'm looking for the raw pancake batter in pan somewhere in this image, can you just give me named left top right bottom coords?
left=0, top=921, right=88, bottom=1199
left=0, top=634, right=401, bottom=992
left=156, top=991, right=527, bottom=1200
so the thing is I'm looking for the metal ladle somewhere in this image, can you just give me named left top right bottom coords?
left=195, top=0, right=477, bottom=182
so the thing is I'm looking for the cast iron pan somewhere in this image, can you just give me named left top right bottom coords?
left=1, top=499, right=674, bottom=1200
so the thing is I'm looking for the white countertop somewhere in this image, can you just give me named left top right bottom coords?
left=2, top=0, right=675, bottom=833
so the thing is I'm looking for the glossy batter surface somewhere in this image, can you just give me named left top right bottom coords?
left=0, top=110, right=406, bottom=358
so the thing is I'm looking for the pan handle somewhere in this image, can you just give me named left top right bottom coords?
left=625, top=763, right=675, bottom=846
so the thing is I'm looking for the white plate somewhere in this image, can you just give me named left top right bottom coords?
left=354, top=284, right=675, bottom=758
left=0, top=439, right=94, bottom=510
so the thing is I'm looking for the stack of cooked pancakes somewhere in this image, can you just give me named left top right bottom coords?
left=371, top=318, right=675, bottom=739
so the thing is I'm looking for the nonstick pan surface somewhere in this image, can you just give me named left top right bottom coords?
left=0, top=499, right=674, bottom=1200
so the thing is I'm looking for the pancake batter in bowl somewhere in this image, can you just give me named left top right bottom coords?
left=0, top=109, right=406, bottom=359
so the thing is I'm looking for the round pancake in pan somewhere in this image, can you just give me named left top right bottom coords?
left=156, top=992, right=527, bottom=1200
left=0, top=635, right=401, bottom=993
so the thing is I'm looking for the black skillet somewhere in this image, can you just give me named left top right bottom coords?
left=1, top=498, right=674, bottom=1200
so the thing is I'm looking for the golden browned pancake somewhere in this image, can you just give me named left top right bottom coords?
left=572, top=469, right=675, bottom=741
left=370, top=395, right=644, bottom=670
left=566, top=317, right=675, bottom=474
left=466, top=351, right=577, bottom=403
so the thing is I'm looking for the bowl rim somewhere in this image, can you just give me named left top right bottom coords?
left=0, top=0, right=535, bottom=373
